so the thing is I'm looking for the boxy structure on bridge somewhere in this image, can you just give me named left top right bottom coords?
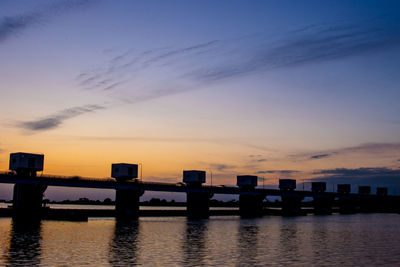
left=337, top=184, right=357, bottom=214
left=9, top=152, right=47, bottom=220
left=111, top=163, right=143, bottom=220
left=311, top=182, right=334, bottom=215
left=237, top=175, right=265, bottom=217
left=279, top=179, right=304, bottom=215
left=183, top=170, right=212, bottom=219
left=358, top=186, right=375, bottom=212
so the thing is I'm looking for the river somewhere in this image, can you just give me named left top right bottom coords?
left=0, top=213, right=399, bottom=266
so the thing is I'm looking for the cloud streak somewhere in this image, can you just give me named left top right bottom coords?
left=190, top=18, right=400, bottom=83
left=292, top=142, right=400, bottom=161
left=257, top=170, right=299, bottom=176
left=209, top=163, right=236, bottom=172
left=314, top=167, right=400, bottom=176
left=0, top=0, right=99, bottom=43
left=76, top=39, right=221, bottom=95
left=77, top=16, right=400, bottom=100
left=18, top=104, right=105, bottom=131
left=19, top=16, right=400, bottom=132
left=310, top=153, right=333, bottom=160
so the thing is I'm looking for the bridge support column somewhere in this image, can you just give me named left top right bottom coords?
left=115, top=188, right=144, bottom=221
left=338, top=195, right=357, bottom=214
left=239, top=193, right=266, bottom=217
left=281, top=193, right=304, bottom=216
left=12, top=183, right=47, bottom=220
left=312, top=195, right=334, bottom=215
left=376, top=188, right=389, bottom=212
left=186, top=191, right=212, bottom=219
left=358, top=196, right=375, bottom=213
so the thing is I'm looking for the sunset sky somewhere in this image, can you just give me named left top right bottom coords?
left=1, top=0, right=400, bottom=200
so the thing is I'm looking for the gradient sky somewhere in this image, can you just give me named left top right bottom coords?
left=1, top=0, right=400, bottom=200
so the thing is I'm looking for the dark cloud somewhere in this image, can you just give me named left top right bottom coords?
left=0, top=0, right=99, bottom=43
left=314, top=167, right=400, bottom=176
left=257, top=170, right=299, bottom=175
left=312, top=167, right=400, bottom=193
left=0, top=12, right=39, bottom=42
left=310, top=153, right=332, bottom=160
left=18, top=104, right=105, bottom=131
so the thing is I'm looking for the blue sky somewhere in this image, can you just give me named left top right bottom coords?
left=0, top=0, right=400, bottom=200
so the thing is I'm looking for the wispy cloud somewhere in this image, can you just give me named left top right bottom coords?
left=190, top=18, right=400, bottom=83
left=338, top=142, right=400, bottom=154
left=0, top=0, right=99, bottom=43
left=20, top=16, right=400, bottom=132
left=257, top=170, right=299, bottom=176
left=76, top=40, right=220, bottom=92
left=76, top=16, right=400, bottom=103
left=18, top=104, right=105, bottom=131
left=310, top=153, right=333, bottom=160
left=314, top=167, right=400, bottom=176
left=209, top=163, right=236, bottom=172
left=292, top=142, right=400, bottom=161
left=248, top=154, right=267, bottom=163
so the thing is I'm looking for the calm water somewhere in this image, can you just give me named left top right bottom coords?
left=0, top=214, right=399, bottom=266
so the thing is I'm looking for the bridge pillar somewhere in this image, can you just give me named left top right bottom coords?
left=338, top=195, right=357, bottom=214
left=237, top=175, right=264, bottom=217
left=186, top=189, right=212, bottom=219
left=338, top=196, right=357, bottom=214
left=358, top=186, right=374, bottom=213
left=337, top=184, right=356, bottom=214
left=115, top=188, right=144, bottom=221
left=313, top=195, right=334, bottom=215
left=12, top=183, right=47, bottom=220
left=281, top=193, right=304, bottom=216
left=311, top=182, right=333, bottom=215
left=239, top=192, right=265, bottom=217
left=183, top=170, right=211, bottom=219
left=376, top=187, right=389, bottom=212
left=279, top=179, right=304, bottom=215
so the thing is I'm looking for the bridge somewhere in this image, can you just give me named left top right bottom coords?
left=1, top=171, right=399, bottom=221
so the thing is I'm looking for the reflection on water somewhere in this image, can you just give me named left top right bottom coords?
left=237, top=220, right=260, bottom=267
left=182, top=219, right=208, bottom=266
left=6, top=219, right=42, bottom=266
left=0, top=214, right=400, bottom=266
left=109, top=220, right=140, bottom=266
left=279, top=218, right=300, bottom=262
left=311, top=217, right=330, bottom=265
